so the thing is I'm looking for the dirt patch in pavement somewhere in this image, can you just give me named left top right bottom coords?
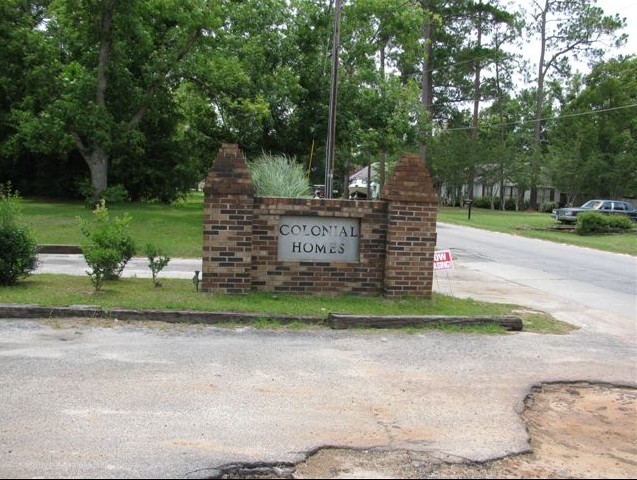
left=416, top=382, right=637, bottom=479
left=222, top=382, right=637, bottom=479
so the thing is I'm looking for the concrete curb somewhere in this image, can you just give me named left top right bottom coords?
left=0, top=304, right=324, bottom=325
left=328, top=313, right=523, bottom=331
left=37, top=245, right=83, bottom=254
left=0, top=304, right=523, bottom=330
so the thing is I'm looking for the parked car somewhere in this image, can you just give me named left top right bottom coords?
left=552, top=199, right=637, bottom=223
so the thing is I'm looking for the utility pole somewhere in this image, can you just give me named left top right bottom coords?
left=324, top=0, right=341, bottom=199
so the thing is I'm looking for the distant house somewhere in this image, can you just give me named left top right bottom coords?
left=349, top=162, right=565, bottom=209
left=348, top=163, right=380, bottom=199
left=438, top=174, right=564, bottom=209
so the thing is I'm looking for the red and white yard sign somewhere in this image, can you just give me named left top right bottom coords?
left=433, top=250, right=454, bottom=271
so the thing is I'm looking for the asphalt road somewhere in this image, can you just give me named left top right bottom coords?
left=34, top=253, right=203, bottom=280
left=435, top=223, right=637, bottom=339
left=1, top=224, right=635, bottom=478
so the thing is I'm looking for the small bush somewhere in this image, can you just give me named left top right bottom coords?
left=80, top=200, right=136, bottom=289
left=102, top=184, right=130, bottom=204
left=0, top=183, right=38, bottom=286
left=82, top=244, right=124, bottom=291
left=0, top=224, right=38, bottom=286
left=473, top=196, right=491, bottom=209
left=541, top=201, right=559, bottom=213
left=0, top=182, right=22, bottom=225
left=575, top=212, right=632, bottom=235
left=504, top=198, right=517, bottom=211
left=77, top=180, right=130, bottom=207
left=145, top=243, right=170, bottom=287
left=472, top=196, right=504, bottom=210
left=606, top=214, right=633, bottom=231
left=575, top=212, right=608, bottom=234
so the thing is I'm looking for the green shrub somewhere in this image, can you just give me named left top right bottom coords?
left=145, top=243, right=170, bottom=287
left=574, top=212, right=633, bottom=235
left=79, top=200, right=136, bottom=289
left=575, top=212, right=608, bottom=234
left=541, top=201, right=559, bottom=213
left=606, top=214, right=633, bottom=231
left=0, top=182, right=22, bottom=225
left=473, top=196, right=502, bottom=210
left=0, top=224, right=38, bottom=286
left=504, top=198, right=517, bottom=211
left=473, top=196, right=491, bottom=209
left=102, top=184, right=130, bottom=204
left=82, top=244, right=124, bottom=291
left=248, top=153, right=312, bottom=198
left=77, top=180, right=130, bottom=207
left=0, top=183, right=38, bottom=286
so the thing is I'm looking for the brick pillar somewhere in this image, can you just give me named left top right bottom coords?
left=380, top=153, right=438, bottom=298
left=201, top=144, right=254, bottom=294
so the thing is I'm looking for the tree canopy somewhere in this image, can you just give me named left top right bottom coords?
left=0, top=0, right=632, bottom=205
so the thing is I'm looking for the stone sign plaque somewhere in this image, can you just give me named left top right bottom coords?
left=278, top=216, right=360, bottom=262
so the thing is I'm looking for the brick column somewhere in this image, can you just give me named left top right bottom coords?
left=380, top=153, right=438, bottom=298
left=201, top=144, right=254, bottom=294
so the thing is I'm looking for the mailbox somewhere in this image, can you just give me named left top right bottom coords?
left=463, top=198, right=474, bottom=219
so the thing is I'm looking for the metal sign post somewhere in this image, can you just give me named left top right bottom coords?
left=433, top=250, right=454, bottom=296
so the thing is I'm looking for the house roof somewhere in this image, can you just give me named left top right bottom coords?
left=349, top=163, right=378, bottom=182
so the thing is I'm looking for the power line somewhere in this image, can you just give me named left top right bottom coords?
left=440, top=102, right=637, bottom=133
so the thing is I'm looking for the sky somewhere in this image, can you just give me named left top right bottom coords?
left=520, top=0, right=636, bottom=62
left=506, top=0, right=636, bottom=89
left=597, top=0, right=637, bottom=57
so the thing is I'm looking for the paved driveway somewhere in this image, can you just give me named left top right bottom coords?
left=1, top=317, right=635, bottom=479
left=1, top=228, right=635, bottom=478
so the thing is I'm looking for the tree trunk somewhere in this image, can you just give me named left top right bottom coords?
left=86, top=147, right=109, bottom=201
left=469, top=4, right=483, bottom=201
left=82, top=0, right=116, bottom=200
left=531, top=1, right=549, bottom=211
left=494, top=32, right=506, bottom=212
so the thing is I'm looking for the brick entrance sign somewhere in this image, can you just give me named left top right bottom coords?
left=202, top=144, right=437, bottom=297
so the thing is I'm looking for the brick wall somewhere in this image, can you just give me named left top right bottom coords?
left=381, top=154, right=438, bottom=296
left=202, top=145, right=438, bottom=297
left=249, top=197, right=387, bottom=295
left=202, top=144, right=253, bottom=293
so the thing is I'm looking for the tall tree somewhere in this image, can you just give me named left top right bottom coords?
left=490, top=13, right=524, bottom=209
left=548, top=55, right=637, bottom=202
left=13, top=0, right=221, bottom=201
left=526, top=0, right=626, bottom=209
left=461, top=0, right=518, bottom=199
left=338, top=0, right=424, bottom=189
left=0, top=0, right=58, bottom=194
left=190, top=0, right=301, bottom=156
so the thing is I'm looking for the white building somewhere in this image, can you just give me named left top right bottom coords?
left=348, top=163, right=380, bottom=200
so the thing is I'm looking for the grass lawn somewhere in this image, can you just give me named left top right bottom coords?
left=0, top=274, right=572, bottom=334
left=21, top=194, right=637, bottom=257
left=437, top=206, right=637, bottom=256
left=22, top=193, right=205, bottom=258
left=4, top=195, right=629, bottom=334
